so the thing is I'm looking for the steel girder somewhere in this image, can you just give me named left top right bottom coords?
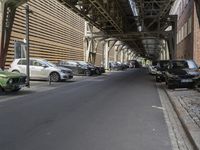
left=131, top=0, right=176, bottom=59
left=57, top=0, right=176, bottom=60
left=57, top=0, right=125, bottom=33
left=0, top=0, right=26, bottom=68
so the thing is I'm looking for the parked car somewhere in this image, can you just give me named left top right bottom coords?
left=9, top=58, right=73, bottom=82
left=0, top=68, right=27, bottom=92
left=109, top=61, right=124, bottom=70
left=76, top=61, right=96, bottom=75
left=87, top=63, right=102, bottom=75
left=165, top=59, right=200, bottom=89
left=128, top=60, right=141, bottom=68
left=155, top=60, right=170, bottom=82
left=148, top=61, right=157, bottom=75
left=98, top=65, right=105, bottom=73
left=117, top=62, right=128, bottom=70
left=58, top=60, right=92, bottom=76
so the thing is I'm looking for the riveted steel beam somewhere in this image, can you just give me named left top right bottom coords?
left=57, top=0, right=125, bottom=33
left=58, top=0, right=176, bottom=60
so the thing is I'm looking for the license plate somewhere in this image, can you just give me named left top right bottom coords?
left=181, top=79, right=193, bottom=83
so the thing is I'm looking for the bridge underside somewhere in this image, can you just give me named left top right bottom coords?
left=58, top=0, right=177, bottom=60
left=1, top=0, right=200, bottom=68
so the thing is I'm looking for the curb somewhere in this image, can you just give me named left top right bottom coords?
left=163, top=86, right=200, bottom=150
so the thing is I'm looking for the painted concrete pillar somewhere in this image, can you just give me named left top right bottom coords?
left=104, top=41, right=109, bottom=69
left=104, top=40, right=117, bottom=69
left=165, top=41, right=170, bottom=60
left=120, top=50, right=124, bottom=63
left=114, top=45, right=119, bottom=62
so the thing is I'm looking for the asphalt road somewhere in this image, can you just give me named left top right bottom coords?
left=0, top=69, right=172, bottom=150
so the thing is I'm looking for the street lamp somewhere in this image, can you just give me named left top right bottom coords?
left=25, top=1, right=30, bottom=87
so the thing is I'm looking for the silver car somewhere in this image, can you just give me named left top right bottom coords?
left=9, top=58, right=73, bottom=82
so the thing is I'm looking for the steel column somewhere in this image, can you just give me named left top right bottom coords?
left=104, top=40, right=117, bottom=69
left=0, top=0, right=26, bottom=69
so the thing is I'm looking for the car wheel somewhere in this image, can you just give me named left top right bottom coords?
left=0, top=86, right=4, bottom=93
left=85, top=70, right=91, bottom=76
left=96, top=69, right=101, bottom=75
left=50, top=72, right=60, bottom=82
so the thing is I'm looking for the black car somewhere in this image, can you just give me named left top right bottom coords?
left=109, top=61, right=125, bottom=71
left=128, top=60, right=141, bottom=68
left=165, top=60, right=200, bottom=89
left=58, top=60, right=93, bottom=76
left=155, top=60, right=170, bottom=82
left=88, top=63, right=103, bottom=75
left=77, top=61, right=100, bottom=75
left=98, top=65, right=105, bottom=73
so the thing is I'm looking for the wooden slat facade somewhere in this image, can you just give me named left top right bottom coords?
left=5, top=0, right=85, bottom=67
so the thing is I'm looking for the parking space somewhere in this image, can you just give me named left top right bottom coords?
left=0, top=71, right=116, bottom=103
left=0, top=75, right=90, bottom=102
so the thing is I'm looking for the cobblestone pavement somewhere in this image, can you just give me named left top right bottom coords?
left=168, top=89, right=200, bottom=128
left=165, top=88, right=200, bottom=150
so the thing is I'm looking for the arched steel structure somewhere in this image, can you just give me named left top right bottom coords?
left=1, top=0, right=200, bottom=68
left=58, top=0, right=177, bottom=60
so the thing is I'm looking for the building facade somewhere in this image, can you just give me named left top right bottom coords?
left=2, top=0, right=117, bottom=68
left=171, top=0, right=200, bottom=64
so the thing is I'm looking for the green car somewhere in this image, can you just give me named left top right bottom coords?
left=0, top=68, right=27, bottom=92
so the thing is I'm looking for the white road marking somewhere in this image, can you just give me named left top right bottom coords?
left=152, top=105, right=165, bottom=110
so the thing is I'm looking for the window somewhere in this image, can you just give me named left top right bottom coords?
left=14, top=41, right=26, bottom=59
left=184, top=22, right=188, bottom=37
left=188, top=16, right=192, bottom=34
left=67, top=61, right=78, bottom=66
left=187, top=60, right=198, bottom=69
left=171, top=61, right=188, bottom=69
left=17, top=60, right=27, bottom=65
left=31, top=60, right=43, bottom=66
left=177, top=33, right=179, bottom=44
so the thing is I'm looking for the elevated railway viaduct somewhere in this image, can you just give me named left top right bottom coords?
left=0, top=0, right=200, bottom=69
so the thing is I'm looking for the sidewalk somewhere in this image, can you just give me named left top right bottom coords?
left=164, top=87, right=200, bottom=150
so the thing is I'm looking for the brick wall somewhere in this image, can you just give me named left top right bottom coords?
left=176, top=0, right=194, bottom=59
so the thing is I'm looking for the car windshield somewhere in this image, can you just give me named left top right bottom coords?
left=42, top=60, right=56, bottom=67
left=187, top=60, right=198, bottom=69
left=77, top=61, right=88, bottom=66
left=158, top=61, right=169, bottom=68
left=171, top=61, right=189, bottom=69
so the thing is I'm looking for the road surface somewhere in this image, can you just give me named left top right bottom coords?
left=0, top=69, right=172, bottom=150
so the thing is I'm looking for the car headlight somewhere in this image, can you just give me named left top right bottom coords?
left=8, top=79, right=13, bottom=84
left=61, top=70, right=67, bottom=73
